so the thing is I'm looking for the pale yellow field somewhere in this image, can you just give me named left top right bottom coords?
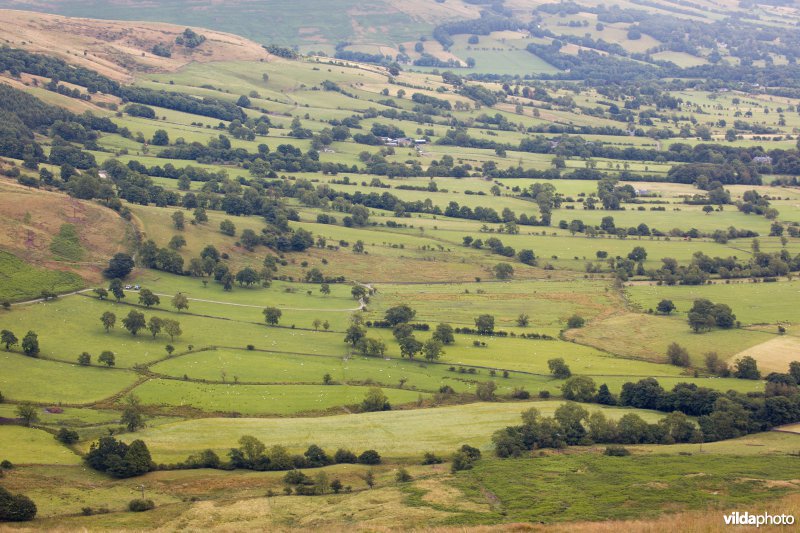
left=732, top=336, right=800, bottom=374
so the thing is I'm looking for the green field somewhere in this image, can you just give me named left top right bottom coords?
left=0, top=426, right=82, bottom=466
left=627, top=280, right=800, bottom=326
left=130, top=401, right=670, bottom=462
left=130, top=379, right=428, bottom=416
left=0, top=351, right=138, bottom=404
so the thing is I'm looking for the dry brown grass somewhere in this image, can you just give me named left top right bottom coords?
left=731, top=335, right=800, bottom=374
left=0, top=178, right=130, bottom=282
left=0, top=9, right=270, bottom=81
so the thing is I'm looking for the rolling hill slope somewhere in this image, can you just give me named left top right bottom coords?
left=0, top=8, right=270, bottom=81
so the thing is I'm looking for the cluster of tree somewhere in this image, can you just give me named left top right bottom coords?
left=263, top=45, right=298, bottom=59
left=462, top=235, right=517, bottom=258
left=687, top=298, right=736, bottom=333
left=185, top=245, right=269, bottom=290
left=1, top=329, right=39, bottom=357
left=0, top=84, right=113, bottom=165
left=1, top=46, right=245, bottom=122
left=151, top=43, right=172, bottom=58
left=737, top=190, right=777, bottom=218
left=119, top=87, right=245, bottom=122
left=624, top=372, right=800, bottom=437
left=452, top=326, right=554, bottom=340
left=85, top=437, right=153, bottom=478
left=101, top=301, right=182, bottom=341
left=221, top=436, right=381, bottom=472
left=385, top=306, right=448, bottom=362
left=175, top=28, right=206, bottom=49
left=0, top=46, right=121, bottom=94
left=78, top=347, right=117, bottom=367
left=334, top=49, right=392, bottom=65
left=527, top=44, right=659, bottom=84
left=412, top=54, right=463, bottom=68
left=649, top=249, right=800, bottom=285
left=125, top=159, right=228, bottom=184
left=450, top=444, right=482, bottom=473
left=138, top=239, right=184, bottom=274
left=491, top=357, right=800, bottom=457
left=432, top=11, right=519, bottom=51
left=492, top=402, right=700, bottom=458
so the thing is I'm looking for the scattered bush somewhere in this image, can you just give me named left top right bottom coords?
left=422, top=452, right=443, bottom=465
left=128, top=499, right=155, bottom=512
left=604, top=445, right=631, bottom=457
left=55, top=428, right=79, bottom=445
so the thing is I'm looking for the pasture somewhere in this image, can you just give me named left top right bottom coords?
left=129, top=401, right=670, bottom=463
left=129, top=379, right=428, bottom=416
left=0, top=427, right=82, bottom=466
left=626, top=279, right=800, bottom=327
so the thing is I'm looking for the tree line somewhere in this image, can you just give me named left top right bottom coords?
left=493, top=364, right=800, bottom=457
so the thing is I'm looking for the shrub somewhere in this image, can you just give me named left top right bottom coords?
left=85, top=437, right=152, bottom=478
left=0, top=487, right=37, bottom=521
left=334, top=448, right=358, bottom=464
left=566, top=315, right=585, bottom=328
left=128, top=499, right=155, bottom=512
left=476, top=381, right=497, bottom=401
left=510, top=387, right=530, bottom=399
left=395, top=467, right=413, bottom=482
left=358, top=449, right=381, bottom=465
left=56, top=428, right=80, bottom=445
left=604, top=445, right=631, bottom=457
left=451, top=445, right=481, bottom=473
left=422, top=452, right=443, bottom=465
left=547, top=358, right=572, bottom=379
left=666, top=342, right=690, bottom=367
left=81, top=506, right=109, bottom=516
